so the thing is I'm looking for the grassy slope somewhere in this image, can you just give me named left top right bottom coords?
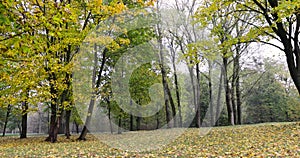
left=0, top=122, right=299, bottom=157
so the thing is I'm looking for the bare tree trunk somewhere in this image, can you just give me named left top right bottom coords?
left=223, top=58, right=235, bottom=125
left=65, top=110, right=71, bottom=139
left=45, top=99, right=59, bottom=142
left=117, top=116, right=122, bottom=134
left=165, top=82, right=177, bottom=127
left=78, top=46, right=107, bottom=140
left=2, top=105, right=11, bottom=137
left=156, top=112, right=160, bottom=129
left=129, top=100, right=133, bottom=131
left=20, top=101, right=28, bottom=139
left=231, top=74, right=237, bottom=125
left=236, top=74, right=242, bottom=125
left=58, top=110, right=65, bottom=134
left=136, top=116, right=141, bottom=130
left=208, top=61, right=214, bottom=126
left=170, top=45, right=182, bottom=127
left=157, top=26, right=171, bottom=128
left=75, top=121, right=79, bottom=134
left=216, top=70, right=223, bottom=125
left=108, top=106, right=113, bottom=134
left=187, top=66, right=197, bottom=127
left=195, top=63, right=201, bottom=127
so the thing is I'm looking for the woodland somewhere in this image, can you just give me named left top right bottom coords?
left=0, top=0, right=300, bottom=157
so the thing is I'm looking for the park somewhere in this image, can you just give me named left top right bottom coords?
left=1, top=0, right=300, bottom=157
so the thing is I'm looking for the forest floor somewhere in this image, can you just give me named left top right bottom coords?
left=0, top=122, right=299, bottom=157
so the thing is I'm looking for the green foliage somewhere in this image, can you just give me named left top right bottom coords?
left=242, top=60, right=300, bottom=124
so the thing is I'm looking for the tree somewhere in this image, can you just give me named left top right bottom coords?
left=197, top=0, right=300, bottom=94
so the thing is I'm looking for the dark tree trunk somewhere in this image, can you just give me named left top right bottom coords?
left=117, top=116, right=122, bottom=134
left=65, top=110, right=71, bottom=139
left=165, top=81, right=177, bottom=127
left=223, top=58, right=235, bottom=125
left=156, top=111, right=160, bottom=129
left=78, top=46, right=107, bottom=140
left=158, top=38, right=171, bottom=128
left=75, top=122, right=79, bottom=134
left=58, top=110, right=65, bottom=134
left=45, top=70, right=61, bottom=143
left=170, top=44, right=182, bottom=127
left=107, top=101, right=113, bottom=134
left=129, top=100, right=133, bottom=131
left=174, top=71, right=182, bottom=127
left=195, top=63, right=201, bottom=127
left=253, top=0, right=300, bottom=94
left=208, top=62, right=214, bottom=126
left=130, top=114, right=133, bottom=131
left=136, top=116, right=141, bottom=130
left=231, top=72, right=237, bottom=125
left=78, top=95, right=95, bottom=140
left=20, top=101, right=28, bottom=139
left=2, top=105, right=11, bottom=137
left=45, top=98, right=60, bottom=142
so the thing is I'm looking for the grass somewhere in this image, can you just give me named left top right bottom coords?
left=0, top=122, right=299, bottom=157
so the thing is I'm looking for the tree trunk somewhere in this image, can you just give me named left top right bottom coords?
left=75, top=122, right=79, bottom=134
left=236, top=57, right=242, bottom=125
left=107, top=100, right=113, bottom=134
left=78, top=46, right=107, bottom=140
left=187, top=66, right=197, bottom=127
left=231, top=71, right=237, bottom=125
left=130, top=114, right=133, bottom=131
left=208, top=62, right=214, bottom=126
left=170, top=45, right=182, bottom=127
left=156, top=111, right=160, bottom=129
left=58, top=110, right=65, bottom=134
left=65, top=110, right=71, bottom=139
left=223, top=58, right=235, bottom=125
left=45, top=98, right=60, bottom=142
left=216, top=70, right=223, bottom=125
left=195, top=63, right=201, bottom=127
left=2, top=105, right=11, bottom=137
left=136, top=116, right=141, bottom=130
left=129, top=100, right=133, bottom=131
left=165, top=81, right=177, bottom=127
left=20, top=101, right=28, bottom=139
left=174, top=70, right=182, bottom=127
left=118, top=116, right=122, bottom=134
left=158, top=33, right=171, bottom=128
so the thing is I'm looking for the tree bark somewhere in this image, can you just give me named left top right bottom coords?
left=136, top=116, right=141, bottom=130
left=118, top=116, right=122, bottom=134
left=172, top=51, right=182, bottom=127
left=235, top=55, right=242, bottom=125
left=223, top=58, right=235, bottom=125
left=20, top=101, right=28, bottom=139
left=216, top=69, right=223, bottom=125
left=2, top=105, right=11, bottom=137
left=232, top=59, right=237, bottom=125
left=65, top=110, right=71, bottom=139
left=208, top=61, right=214, bottom=126
left=129, top=100, right=133, bottom=131
left=195, top=63, right=201, bottom=127
left=78, top=46, right=107, bottom=140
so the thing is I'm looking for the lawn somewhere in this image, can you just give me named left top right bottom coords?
left=0, top=122, right=299, bottom=157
